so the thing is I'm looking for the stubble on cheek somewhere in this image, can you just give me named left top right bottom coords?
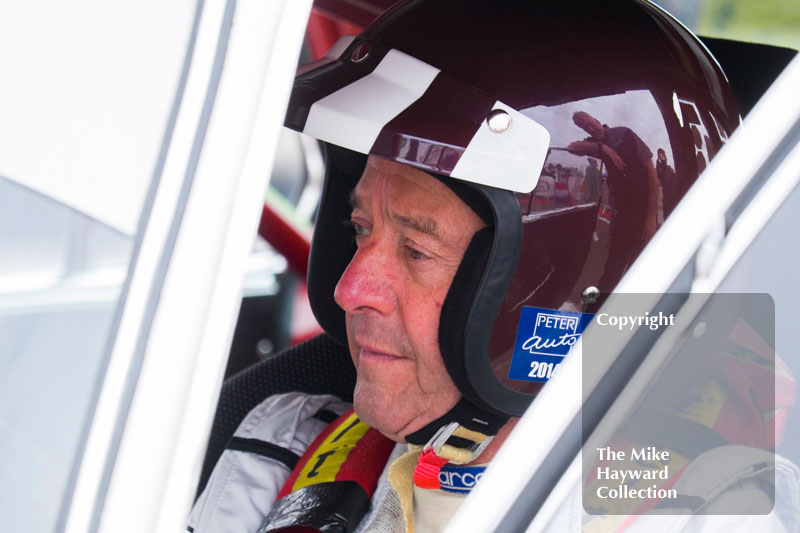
left=345, top=314, right=424, bottom=436
left=346, top=315, right=415, bottom=392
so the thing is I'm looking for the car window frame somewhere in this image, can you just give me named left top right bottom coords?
left=60, top=1, right=315, bottom=531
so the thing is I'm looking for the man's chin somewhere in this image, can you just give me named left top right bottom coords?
left=352, top=392, right=406, bottom=442
left=351, top=386, right=458, bottom=443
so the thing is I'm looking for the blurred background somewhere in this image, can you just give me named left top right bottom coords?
left=656, top=0, right=800, bottom=50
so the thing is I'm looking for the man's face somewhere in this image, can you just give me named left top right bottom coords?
left=334, top=156, right=485, bottom=441
left=574, top=112, right=605, bottom=140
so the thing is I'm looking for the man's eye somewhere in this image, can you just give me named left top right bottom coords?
left=406, top=246, right=428, bottom=261
left=344, top=220, right=370, bottom=243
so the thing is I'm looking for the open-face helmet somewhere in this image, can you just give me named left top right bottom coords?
left=284, top=0, right=740, bottom=438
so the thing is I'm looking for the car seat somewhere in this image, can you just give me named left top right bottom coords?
left=195, top=333, right=355, bottom=498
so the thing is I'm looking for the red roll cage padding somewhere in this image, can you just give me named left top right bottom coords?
left=305, top=9, right=362, bottom=60
left=258, top=202, right=311, bottom=279
left=311, top=0, right=394, bottom=29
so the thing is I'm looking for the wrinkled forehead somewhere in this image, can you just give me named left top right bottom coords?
left=355, top=155, right=493, bottom=224
left=355, top=156, right=455, bottom=199
left=353, top=156, right=468, bottom=210
left=351, top=156, right=484, bottom=241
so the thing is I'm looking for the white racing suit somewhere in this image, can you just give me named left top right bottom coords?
left=188, top=392, right=407, bottom=533
left=190, top=392, right=799, bottom=532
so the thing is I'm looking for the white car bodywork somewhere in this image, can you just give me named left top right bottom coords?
left=1, top=0, right=311, bottom=531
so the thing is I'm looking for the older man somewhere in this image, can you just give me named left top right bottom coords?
left=190, top=157, right=514, bottom=532
left=336, top=156, right=489, bottom=442
left=189, top=1, right=739, bottom=531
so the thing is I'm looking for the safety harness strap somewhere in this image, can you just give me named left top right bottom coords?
left=259, top=410, right=395, bottom=533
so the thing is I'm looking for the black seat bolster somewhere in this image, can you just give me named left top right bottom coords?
left=196, top=333, right=355, bottom=499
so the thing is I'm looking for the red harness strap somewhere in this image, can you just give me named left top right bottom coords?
left=259, top=409, right=395, bottom=533
left=413, top=448, right=450, bottom=489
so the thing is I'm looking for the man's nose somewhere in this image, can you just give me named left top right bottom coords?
left=334, top=241, right=397, bottom=316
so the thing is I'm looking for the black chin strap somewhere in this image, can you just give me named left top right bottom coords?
left=405, top=397, right=509, bottom=447
left=406, top=397, right=509, bottom=489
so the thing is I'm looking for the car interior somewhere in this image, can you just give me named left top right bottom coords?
left=194, top=3, right=798, bottom=503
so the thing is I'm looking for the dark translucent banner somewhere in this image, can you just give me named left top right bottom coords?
left=582, top=294, right=779, bottom=518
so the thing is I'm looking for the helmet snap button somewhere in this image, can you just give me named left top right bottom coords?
left=351, top=42, right=371, bottom=63
left=486, top=109, right=511, bottom=133
left=581, top=286, right=600, bottom=305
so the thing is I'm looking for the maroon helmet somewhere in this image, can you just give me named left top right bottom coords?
left=284, top=0, right=739, bottom=427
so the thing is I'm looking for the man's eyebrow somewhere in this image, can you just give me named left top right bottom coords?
left=392, top=213, right=441, bottom=240
left=348, top=188, right=443, bottom=242
left=347, top=190, right=361, bottom=210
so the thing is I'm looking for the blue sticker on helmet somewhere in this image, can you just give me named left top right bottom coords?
left=508, top=306, right=594, bottom=382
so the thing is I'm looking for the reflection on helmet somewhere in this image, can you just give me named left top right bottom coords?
left=285, top=0, right=740, bottom=417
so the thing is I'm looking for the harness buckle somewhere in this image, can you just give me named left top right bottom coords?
left=414, top=422, right=494, bottom=489
left=423, top=421, right=494, bottom=464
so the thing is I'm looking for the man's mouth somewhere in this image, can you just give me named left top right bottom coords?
left=356, top=341, right=407, bottom=362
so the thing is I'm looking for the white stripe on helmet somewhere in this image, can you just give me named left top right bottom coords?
left=303, top=49, right=440, bottom=154
left=304, top=50, right=549, bottom=194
